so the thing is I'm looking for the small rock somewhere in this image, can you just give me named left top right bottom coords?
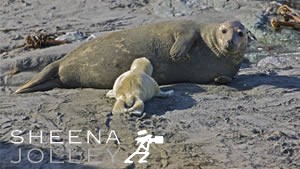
left=86, top=34, right=96, bottom=41
left=224, top=117, right=230, bottom=123
left=257, top=47, right=263, bottom=51
left=22, top=116, right=30, bottom=121
left=12, top=34, right=23, bottom=40
left=52, top=136, right=63, bottom=143
left=1, top=122, right=12, bottom=129
left=254, top=13, right=269, bottom=30
left=109, top=3, right=126, bottom=9
left=31, top=123, right=41, bottom=129
left=257, top=56, right=297, bottom=69
left=266, top=130, right=288, bottom=141
left=281, top=147, right=294, bottom=156
left=21, top=0, right=31, bottom=6
left=0, top=52, right=8, bottom=59
left=237, top=105, right=244, bottom=110
left=251, top=128, right=264, bottom=135
left=55, top=31, right=87, bottom=42
left=213, top=0, right=241, bottom=11
left=174, top=12, right=185, bottom=17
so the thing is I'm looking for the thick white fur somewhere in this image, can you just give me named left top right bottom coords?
left=106, top=57, right=174, bottom=116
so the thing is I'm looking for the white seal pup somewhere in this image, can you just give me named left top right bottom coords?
left=106, top=57, right=174, bottom=115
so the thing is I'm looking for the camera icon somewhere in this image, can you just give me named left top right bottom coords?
left=149, top=136, right=164, bottom=144
left=125, top=130, right=165, bottom=164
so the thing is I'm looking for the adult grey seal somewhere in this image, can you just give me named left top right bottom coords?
left=15, top=20, right=249, bottom=94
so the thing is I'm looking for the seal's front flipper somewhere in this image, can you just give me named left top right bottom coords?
left=214, top=76, right=232, bottom=84
left=170, top=30, right=197, bottom=61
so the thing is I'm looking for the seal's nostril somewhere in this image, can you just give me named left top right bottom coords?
left=227, top=40, right=233, bottom=45
left=226, top=40, right=234, bottom=49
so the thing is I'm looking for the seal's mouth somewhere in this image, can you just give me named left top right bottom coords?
left=219, top=45, right=241, bottom=57
left=222, top=46, right=238, bottom=55
left=224, top=39, right=238, bottom=52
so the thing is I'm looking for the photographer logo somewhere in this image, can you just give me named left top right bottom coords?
left=124, top=130, right=164, bottom=164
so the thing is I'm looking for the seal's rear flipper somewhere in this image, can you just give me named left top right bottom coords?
left=156, top=90, right=174, bottom=98
left=112, top=99, right=127, bottom=114
left=15, top=79, right=61, bottom=93
left=127, top=99, right=144, bottom=116
left=15, top=61, right=60, bottom=94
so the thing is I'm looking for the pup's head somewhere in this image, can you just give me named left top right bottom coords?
left=130, top=57, right=153, bottom=76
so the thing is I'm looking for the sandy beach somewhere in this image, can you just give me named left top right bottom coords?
left=0, top=0, right=300, bottom=168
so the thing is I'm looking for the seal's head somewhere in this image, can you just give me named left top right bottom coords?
left=130, top=57, right=153, bottom=76
left=215, top=20, right=248, bottom=56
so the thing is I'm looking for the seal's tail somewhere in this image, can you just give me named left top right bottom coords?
left=15, top=61, right=60, bottom=94
left=112, top=95, right=144, bottom=116
left=127, top=98, right=144, bottom=116
left=112, top=95, right=135, bottom=114
left=112, top=99, right=127, bottom=114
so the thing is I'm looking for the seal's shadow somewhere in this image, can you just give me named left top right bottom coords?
left=230, top=73, right=300, bottom=91
left=144, top=73, right=300, bottom=115
left=145, top=83, right=204, bottom=116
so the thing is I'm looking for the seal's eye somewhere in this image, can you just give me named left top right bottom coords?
left=238, top=31, right=244, bottom=37
left=222, top=29, right=227, bottom=34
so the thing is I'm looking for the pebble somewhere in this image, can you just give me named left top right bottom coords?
left=266, top=130, right=287, bottom=141
left=11, top=34, right=23, bottom=40
left=22, top=116, right=30, bottom=121
left=257, top=56, right=297, bottom=69
left=0, top=52, right=8, bottom=59
left=1, top=122, right=12, bottom=129
left=86, top=34, right=96, bottom=41
left=254, top=13, right=269, bottom=29
left=55, top=31, right=87, bottom=42
left=20, top=0, right=31, bottom=6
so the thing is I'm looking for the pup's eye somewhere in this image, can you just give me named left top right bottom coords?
left=222, top=29, right=227, bottom=34
left=238, top=31, right=244, bottom=37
